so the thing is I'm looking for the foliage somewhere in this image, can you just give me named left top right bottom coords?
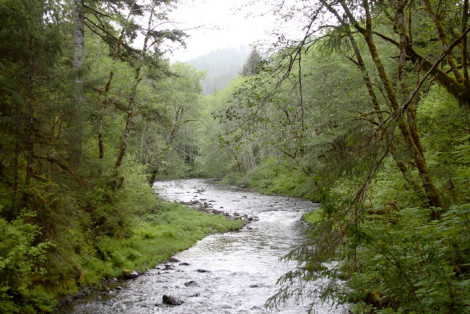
left=0, top=211, right=53, bottom=313
left=200, top=0, right=470, bottom=312
left=346, top=204, right=470, bottom=313
left=0, top=0, right=216, bottom=312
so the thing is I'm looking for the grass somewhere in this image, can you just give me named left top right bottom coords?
left=79, top=202, right=245, bottom=287
left=303, top=207, right=324, bottom=224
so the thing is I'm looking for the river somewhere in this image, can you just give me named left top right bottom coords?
left=61, top=179, right=347, bottom=313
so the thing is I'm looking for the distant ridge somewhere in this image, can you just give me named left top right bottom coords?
left=187, top=46, right=249, bottom=95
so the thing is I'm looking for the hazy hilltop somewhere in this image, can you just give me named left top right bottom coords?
left=188, top=46, right=249, bottom=95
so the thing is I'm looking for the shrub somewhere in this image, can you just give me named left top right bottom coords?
left=0, top=211, right=54, bottom=313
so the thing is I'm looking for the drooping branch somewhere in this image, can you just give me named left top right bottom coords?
left=422, top=0, right=464, bottom=83
left=396, top=25, right=470, bottom=114
left=373, top=23, right=470, bottom=107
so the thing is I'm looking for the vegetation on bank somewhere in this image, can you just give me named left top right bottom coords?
left=78, top=202, right=244, bottom=290
left=1, top=195, right=244, bottom=313
left=199, top=1, right=470, bottom=312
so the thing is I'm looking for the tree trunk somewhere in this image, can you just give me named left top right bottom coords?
left=70, top=0, right=85, bottom=166
left=26, top=36, right=35, bottom=187
left=98, top=2, right=135, bottom=159
left=397, top=0, right=444, bottom=217
left=462, top=0, right=469, bottom=90
left=115, top=6, right=155, bottom=171
left=422, top=0, right=463, bottom=83
left=324, top=1, right=427, bottom=203
left=340, top=0, right=444, bottom=216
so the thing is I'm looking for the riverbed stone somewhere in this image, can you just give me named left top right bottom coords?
left=196, top=269, right=210, bottom=273
left=123, top=269, right=139, bottom=279
left=162, top=295, right=184, bottom=305
left=169, top=257, right=180, bottom=263
left=184, top=280, right=199, bottom=287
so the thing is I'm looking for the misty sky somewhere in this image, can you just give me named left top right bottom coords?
left=166, top=0, right=277, bottom=62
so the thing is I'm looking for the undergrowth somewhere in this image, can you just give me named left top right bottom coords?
left=0, top=197, right=244, bottom=313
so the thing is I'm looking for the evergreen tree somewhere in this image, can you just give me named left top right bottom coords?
left=241, top=48, right=263, bottom=76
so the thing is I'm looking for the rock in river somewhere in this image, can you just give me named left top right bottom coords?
left=122, top=269, right=139, bottom=279
left=184, top=280, right=199, bottom=287
left=162, top=295, right=184, bottom=305
left=196, top=269, right=210, bottom=273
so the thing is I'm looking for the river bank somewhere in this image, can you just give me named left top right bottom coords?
left=59, top=178, right=347, bottom=313
left=55, top=197, right=245, bottom=311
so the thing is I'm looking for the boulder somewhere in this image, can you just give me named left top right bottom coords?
left=196, top=269, right=210, bottom=273
left=162, top=295, right=184, bottom=305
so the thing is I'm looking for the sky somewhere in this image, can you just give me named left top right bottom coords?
left=165, top=0, right=278, bottom=62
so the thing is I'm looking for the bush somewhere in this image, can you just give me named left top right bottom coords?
left=0, top=211, right=54, bottom=313
left=346, top=204, right=470, bottom=313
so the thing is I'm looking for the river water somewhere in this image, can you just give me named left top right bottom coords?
left=62, top=179, right=347, bottom=313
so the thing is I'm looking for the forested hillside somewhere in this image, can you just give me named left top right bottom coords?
left=1, top=0, right=470, bottom=313
left=187, top=46, right=249, bottom=94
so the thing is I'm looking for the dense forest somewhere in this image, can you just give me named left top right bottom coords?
left=0, top=0, right=243, bottom=312
left=1, top=0, right=470, bottom=313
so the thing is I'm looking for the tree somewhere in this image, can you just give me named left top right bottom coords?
left=70, top=0, right=85, bottom=167
left=241, top=48, right=263, bottom=76
left=113, top=1, right=185, bottom=180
